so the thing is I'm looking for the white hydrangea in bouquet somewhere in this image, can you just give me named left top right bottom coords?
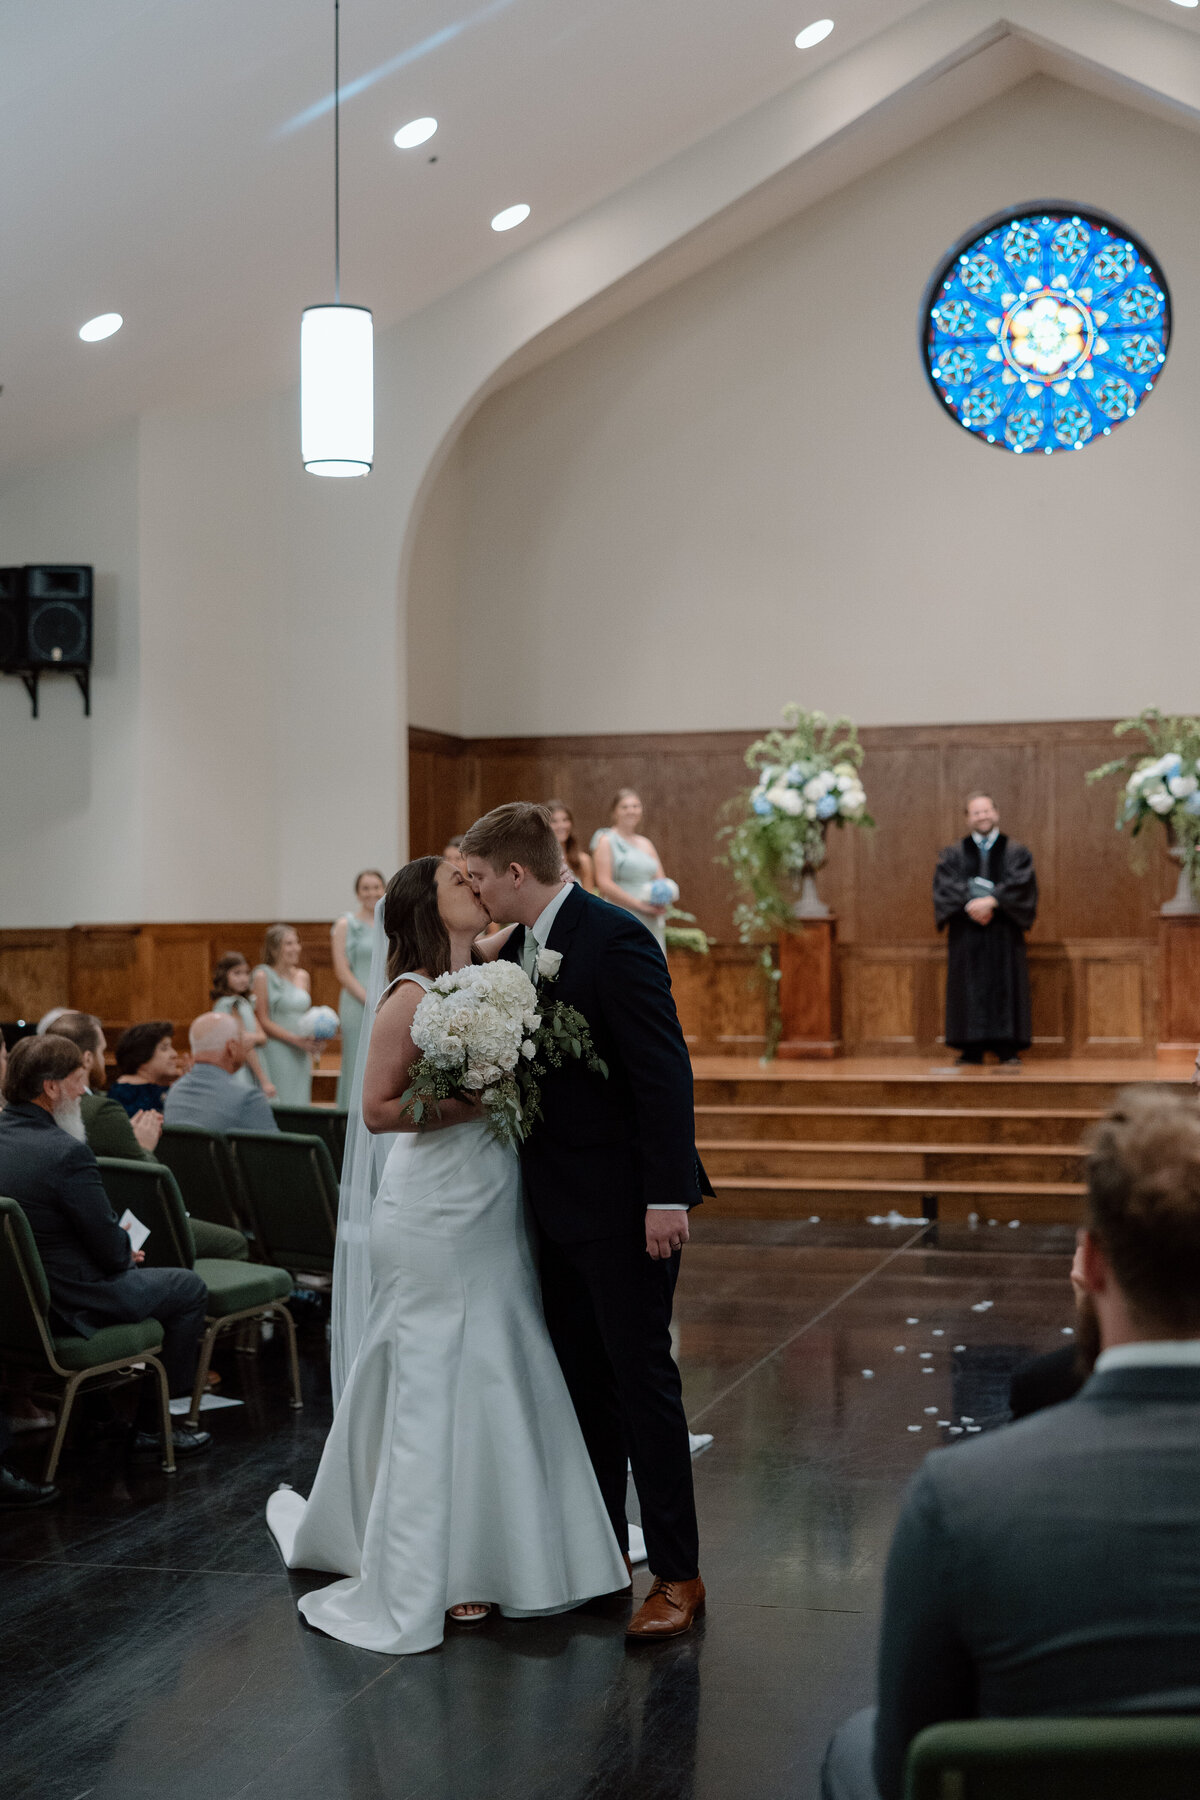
left=401, top=959, right=606, bottom=1147
left=1088, top=708, right=1200, bottom=890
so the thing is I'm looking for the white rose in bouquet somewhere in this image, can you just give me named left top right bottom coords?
left=1169, top=775, right=1199, bottom=799
left=1147, top=788, right=1175, bottom=815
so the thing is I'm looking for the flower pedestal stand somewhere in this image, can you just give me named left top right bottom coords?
left=1158, top=915, right=1200, bottom=1057
left=777, top=918, right=842, bottom=1059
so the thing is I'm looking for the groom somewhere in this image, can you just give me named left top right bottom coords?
left=462, top=802, right=710, bottom=1639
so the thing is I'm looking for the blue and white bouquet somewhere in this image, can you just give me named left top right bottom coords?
left=1088, top=709, right=1200, bottom=887
left=297, top=1004, right=341, bottom=1041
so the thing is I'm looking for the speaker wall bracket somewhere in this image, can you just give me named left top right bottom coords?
left=11, top=666, right=91, bottom=718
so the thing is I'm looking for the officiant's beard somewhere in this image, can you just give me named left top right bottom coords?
left=53, top=1097, right=86, bottom=1143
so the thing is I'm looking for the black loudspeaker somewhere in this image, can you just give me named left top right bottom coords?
left=0, top=565, right=93, bottom=714
left=23, top=565, right=93, bottom=668
left=0, top=566, right=23, bottom=671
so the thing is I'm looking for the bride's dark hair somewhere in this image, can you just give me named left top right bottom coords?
left=383, top=857, right=483, bottom=983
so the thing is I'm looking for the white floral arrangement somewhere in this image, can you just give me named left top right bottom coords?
left=402, top=955, right=605, bottom=1146
left=750, top=761, right=868, bottom=826
left=1088, top=709, right=1200, bottom=887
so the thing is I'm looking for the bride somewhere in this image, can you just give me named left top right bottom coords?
left=266, top=855, right=628, bottom=1653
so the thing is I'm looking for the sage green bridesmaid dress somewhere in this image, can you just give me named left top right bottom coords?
left=590, top=828, right=667, bottom=950
left=256, top=965, right=313, bottom=1104
left=336, top=913, right=375, bottom=1108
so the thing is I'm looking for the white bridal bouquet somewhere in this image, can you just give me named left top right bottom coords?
left=401, top=959, right=607, bottom=1147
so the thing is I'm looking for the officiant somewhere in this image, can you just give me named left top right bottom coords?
left=933, top=792, right=1038, bottom=1067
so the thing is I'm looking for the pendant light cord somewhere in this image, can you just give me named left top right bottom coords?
left=333, top=0, right=341, bottom=304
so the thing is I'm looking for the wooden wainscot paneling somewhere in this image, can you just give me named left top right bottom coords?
left=1157, top=916, right=1200, bottom=1052
left=67, top=921, right=338, bottom=1046
left=668, top=946, right=765, bottom=1057
left=839, top=940, right=1156, bottom=1058
left=0, top=929, right=71, bottom=1023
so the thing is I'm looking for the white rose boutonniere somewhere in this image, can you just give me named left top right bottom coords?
left=536, top=948, right=563, bottom=980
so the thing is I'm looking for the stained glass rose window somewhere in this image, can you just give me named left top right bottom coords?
left=922, top=205, right=1170, bottom=455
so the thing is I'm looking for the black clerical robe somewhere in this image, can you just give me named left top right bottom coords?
left=933, top=833, right=1037, bottom=1053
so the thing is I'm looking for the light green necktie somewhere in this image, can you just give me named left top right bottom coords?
left=521, top=931, right=539, bottom=980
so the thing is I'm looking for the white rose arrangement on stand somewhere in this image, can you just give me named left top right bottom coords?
left=720, top=705, right=874, bottom=1055
left=401, top=956, right=607, bottom=1146
left=1088, top=709, right=1200, bottom=911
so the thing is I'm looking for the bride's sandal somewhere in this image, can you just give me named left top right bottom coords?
left=447, top=1602, right=492, bottom=1625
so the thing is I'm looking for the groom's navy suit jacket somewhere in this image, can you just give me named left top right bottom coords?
left=501, top=884, right=711, bottom=1242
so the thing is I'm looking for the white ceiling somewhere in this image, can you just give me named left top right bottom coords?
left=0, top=0, right=1196, bottom=482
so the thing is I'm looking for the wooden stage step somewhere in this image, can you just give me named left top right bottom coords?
left=691, top=1057, right=1191, bottom=1228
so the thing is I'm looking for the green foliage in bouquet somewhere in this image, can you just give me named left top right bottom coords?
left=513, top=1002, right=608, bottom=1139
left=664, top=905, right=713, bottom=956
left=718, top=706, right=873, bottom=1056
left=1086, top=709, right=1200, bottom=886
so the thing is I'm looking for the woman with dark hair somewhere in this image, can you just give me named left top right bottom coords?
left=108, top=1021, right=181, bottom=1118
left=331, top=870, right=387, bottom=1107
left=267, top=854, right=626, bottom=1655
left=547, top=800, right=595, bottom=890
left=252, top=925, right=320, bottom=1105
left=211, top=952, right=274, bottom=1097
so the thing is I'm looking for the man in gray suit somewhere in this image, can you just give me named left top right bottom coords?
left=824, top=1086, right=1200, bottom=1800
left=164, top=1013, right=279, bottom=1135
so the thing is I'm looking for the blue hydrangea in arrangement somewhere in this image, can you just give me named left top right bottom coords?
left=1088, top=710, right=1200, bottom=911
left=923, top=206, right=1170, bottom=455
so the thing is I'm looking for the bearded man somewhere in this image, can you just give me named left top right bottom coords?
left=0, top=1034, right=211, bottom=1459
left=933, top=792, right=1038, bottom=1067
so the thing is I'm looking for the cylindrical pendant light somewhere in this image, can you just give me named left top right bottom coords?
left=301, top=0, right=373, bottom=477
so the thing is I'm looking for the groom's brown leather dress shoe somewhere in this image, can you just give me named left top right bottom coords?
left=625, top=1574, right=705, bottom=1639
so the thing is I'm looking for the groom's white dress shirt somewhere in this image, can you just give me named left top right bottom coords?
left=1094, top=1340, right=1200, bottom=1372
left=520, top=880, right=685, bottom=1212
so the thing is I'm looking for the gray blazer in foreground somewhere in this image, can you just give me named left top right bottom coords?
left=874, top=1366, right=1200, bottom=1800
left=162, top=1063, right=278, bottom=1136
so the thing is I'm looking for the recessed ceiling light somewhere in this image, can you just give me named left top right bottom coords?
left=394, top=116, right=438, bottom=149
left=78, top=313, right=123, bottom=342
left=491, top=203, right=530, bottom=232
left=795, top=18, right=835, bottom=48
left=1171, top=1, right=1199, bottom=9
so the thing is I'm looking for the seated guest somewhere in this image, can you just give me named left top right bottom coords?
left=108, top=1021, right=181, bottom=1119
left=51, top=1011, right=163, bottom=1158
left=0, top=1036, right=211, bottom=1458
left=165, top=1013, right=279, bottom=1135
left=823, top=1086, right=1200, bottom=1800
left=53, top=1011, right=248, bottom=1263
left=0, top=1416, right=58, bottom=1509
left=35, top=1006, right=70, bottom=1035
left=442, top=836, right=467, bottom=872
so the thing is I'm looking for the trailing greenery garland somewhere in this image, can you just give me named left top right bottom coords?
left=1087, top=708, right=1200, bottom=887
left=719, top=705, right=874, bottom=1056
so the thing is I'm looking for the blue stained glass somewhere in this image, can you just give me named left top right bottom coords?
left=922, top=205, right=1171, bottom=455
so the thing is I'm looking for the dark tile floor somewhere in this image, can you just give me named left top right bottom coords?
left=0, top=1221, right=1079, bottom=1800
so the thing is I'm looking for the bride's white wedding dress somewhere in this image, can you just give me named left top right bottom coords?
left=266, top=973, right=628, bottom=1655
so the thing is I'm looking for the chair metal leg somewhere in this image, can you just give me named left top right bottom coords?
left=186, top=1324, right=221, bottom=1430
left=274, top=1302, right=304, bottom=1411
left=43, top=1372, right=82, bottom=1484
left=147, top=1355, right=176, bottom=1473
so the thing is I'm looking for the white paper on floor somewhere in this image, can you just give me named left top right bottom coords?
left=168, top=1394, right=245, bottom=1415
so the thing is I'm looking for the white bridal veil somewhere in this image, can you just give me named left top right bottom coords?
left=330, top=896, right=393, bottom=1406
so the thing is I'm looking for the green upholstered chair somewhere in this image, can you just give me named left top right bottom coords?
left=156, top=1124, right=250, bottom=1237
left=0, top=1196, right=175, bottom=1480
left=905, top=1717, right=1200, bottom=1800
left=225, top=1131, right=338, bottom=1279
left=270, top=1104, right=348, bottom=1177
left=95, top=1158, right=302, bottom=1429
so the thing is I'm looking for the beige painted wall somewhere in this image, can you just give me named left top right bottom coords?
left=410, top=77, right=1200, bottom=736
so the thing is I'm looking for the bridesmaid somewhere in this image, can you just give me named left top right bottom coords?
left=547, top=801, right=595, bottom=890
left=253, top=925, right=320, bottom=1105
left=331, top=870, right=386, bottom=1107
left=211, top=952, right=275, bottom=1096
left=591, top=788, right=670, bottom=951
